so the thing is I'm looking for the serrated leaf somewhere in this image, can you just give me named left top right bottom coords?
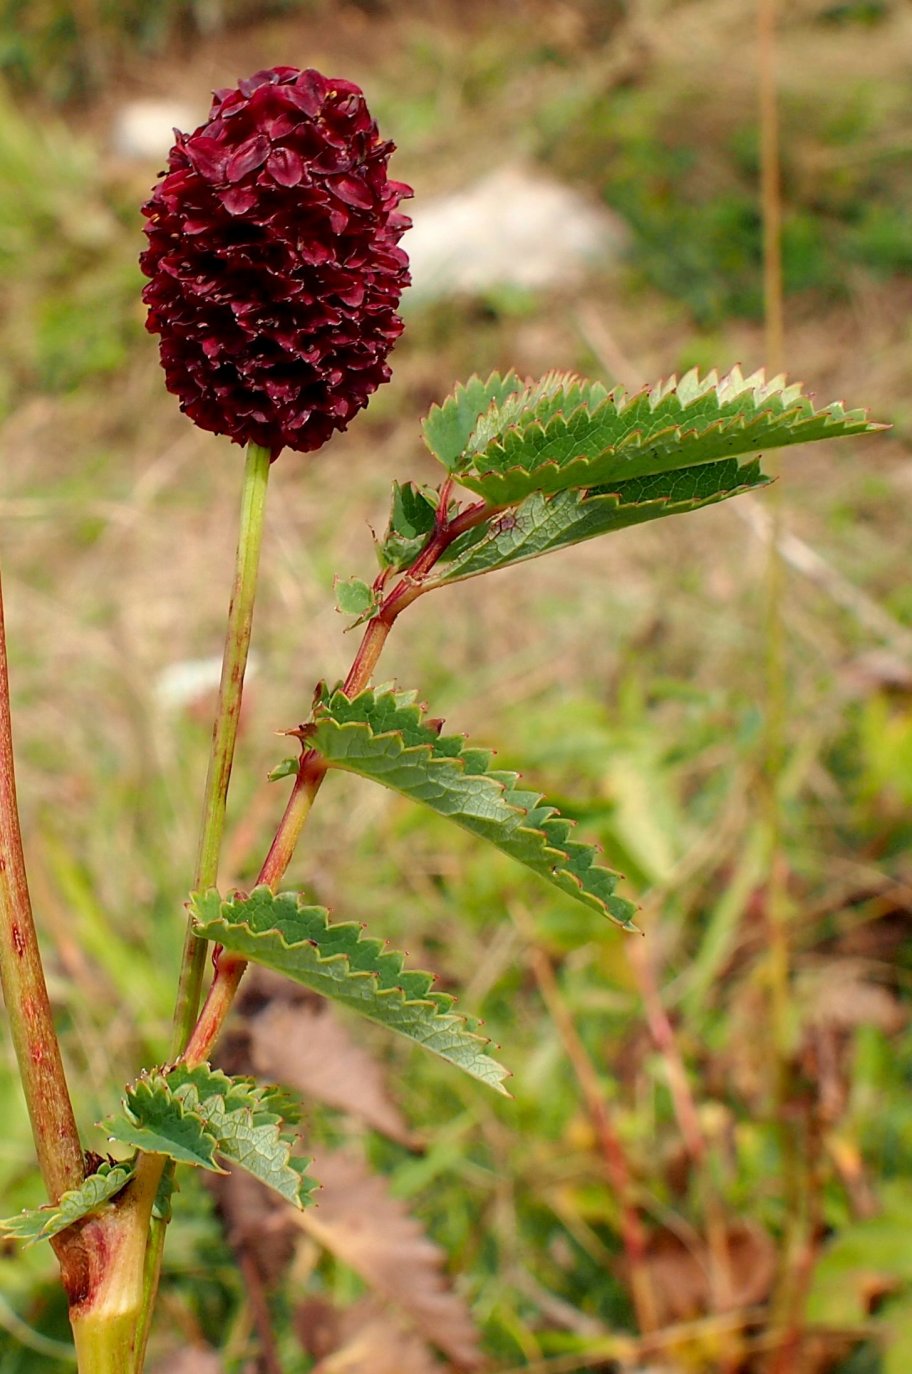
left=431, top=458, right=770, bottom=585
left=421, top=371, right=525, bottom=471
left=191, top=887, right=509, bottom=1094
left=164, top=1064, right=314, bottom=1207
left=301, top=687, right=637, bottom=930
left=103, top=1065, right=314, bottom=1208
left=103, top=1074, right=222, bottom=1170
left=336, top=577, right=378, bottom=618
left=391, top=482, right=438, bottom=539
left=445, top=366, right=882, bottom=502
left=0, top=1162, right=135, bottom=1245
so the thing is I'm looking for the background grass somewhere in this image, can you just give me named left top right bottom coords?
left=0, top=1, right=910, bottom=1369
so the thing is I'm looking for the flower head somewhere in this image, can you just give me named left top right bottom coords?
left=141, top=67, right=412, bottom=457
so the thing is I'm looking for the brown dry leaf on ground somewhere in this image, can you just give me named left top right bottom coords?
left=638, top=1219, right=776, bottom=1327
left=295, top=1147, right=484, bottom=1370
left=249, top=996, right=415, bottom=1146
left=208, top=1167, right=298, bottom=1288
left=298, top=1296, right=450, bottom=1374
left=802, top=961, right=906, bottom=1036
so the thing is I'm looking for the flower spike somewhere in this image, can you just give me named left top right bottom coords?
left=141, top=66, right=412, bottom=458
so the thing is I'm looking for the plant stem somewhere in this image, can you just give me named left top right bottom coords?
left=68, top=1185, right=159, bottom=1374
left=0, top=570, right=85, bottom=1205
left=170, top=440, right=272, bottom=1055
left=183, top=755, right=322, bottom=1066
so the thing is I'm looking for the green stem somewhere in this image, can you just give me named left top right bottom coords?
left=0, top=569, right=85, bottom=1206
left=132, top=442, right=272, bottom=1369
left=171, top=440, right=272, bottom=1054
left=68, top=1185, right=158, bottom=1374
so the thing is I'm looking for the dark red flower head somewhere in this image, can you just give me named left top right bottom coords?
left=141, top=67, right=412, bottom=458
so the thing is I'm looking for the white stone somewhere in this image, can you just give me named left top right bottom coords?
left=111, top=99, right=202, bottom=162
left=402, top=164, right=628, bottom=301
left=156, top=654, right=259, bottom=709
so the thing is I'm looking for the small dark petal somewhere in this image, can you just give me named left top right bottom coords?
left=326, top=78, right=362, bottom=98
left=297, top=239, right=335, bottom=267
left=185, top=136, right=229, bottom=180
left=226, top=133, right=271, bottom=183
left=213, top=88, right=246, bottom=119
left=181, top=215, right=215, bottom=235
left=141, top=65, right=411, bottom=457
left=268, top=146, right=304, bottom=187
left=220, top=185, right=259, bottom=216
left=238, top=69, right=282, bottom=98
left=336, top=282, right=365, bottom=308
left=288, top=70, right=326, bottom=116
left=263, top=112, right=299, bottom=140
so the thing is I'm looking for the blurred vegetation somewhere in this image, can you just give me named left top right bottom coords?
left=0, top=0, right=910, bottom=1370
left=0, top=0, right=321, bottom=103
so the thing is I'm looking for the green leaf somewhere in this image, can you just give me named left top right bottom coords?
left=808, top=1181, right=912, bottom=1326
left=377, top=481, right=439, bottom=572
left=268, top=756, right=299, bottom=782
left=391, top=482, right=438, bottom=539
left=335, top=577, right=378, bottom=619
left=163, top=1064, right=314, bottom=1207
left=442, top=366, right=882, bottom=503
left=431, top=458, right=770, bottom=586
left=301, top=687, right=637, bottom=930
left=422, top=371, right=525, bottom=471
left=102, top=1074, right=222, bottom=1170
left=0, top=1162, right=135, bottom=1245
left=191, top=887, right=510, bottom=1095
left=103, top=1065, right=314, bottom=1208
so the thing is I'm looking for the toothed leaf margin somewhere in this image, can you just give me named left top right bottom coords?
left=0, top=1163, right=135, bottom=1245
left=191, top=887, right=510, bottom=1095
left=300, top=686, right=638, bottom=929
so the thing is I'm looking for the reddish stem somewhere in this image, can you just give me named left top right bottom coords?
left=0, top=571, right=93, bottom=1301
left=0, top=575, right=85, bottom=1201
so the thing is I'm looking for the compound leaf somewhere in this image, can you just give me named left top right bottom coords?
left=0, top=1162, right=135, bottom=1245
left=431, top=458, right=770, bottom=585
left=300, top=687, right=637, bottom=930
left=433, top=366, right=881, bottom=503
left=191, top=887, right=509, bottom=1095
